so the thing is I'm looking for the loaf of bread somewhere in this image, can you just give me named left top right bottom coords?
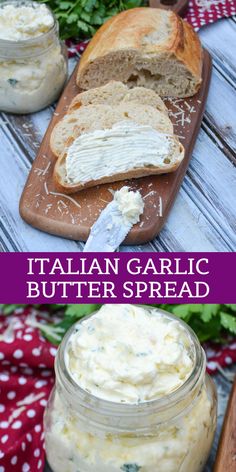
left=76, top=8, right=203, bottom=98
left=50, top=81, right=172, bottom=158
left=51, top=82, right=184, bottom=194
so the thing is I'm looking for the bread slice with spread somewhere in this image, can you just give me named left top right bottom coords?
left=50, top=81, right=171, bottom=158
left=76, top=8, right=202, bottom=98
left=51, top=82, right=184, bottom=194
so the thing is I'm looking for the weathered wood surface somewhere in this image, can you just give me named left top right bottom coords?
left=0, top=18, right=236, bottom=252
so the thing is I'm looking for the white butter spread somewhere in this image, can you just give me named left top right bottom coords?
left=65, top=121, right=175, bottom=185
left=46, top=305, right=216, bottom=472
left=66, top=304, right=193, bottom=403
left=0, top=3, right=54, bottom=41
left=0, top=2, right=67, bottom=113
left=47, top=387, right=214, bottom=472
left=113, top=186, right=144, bottom=226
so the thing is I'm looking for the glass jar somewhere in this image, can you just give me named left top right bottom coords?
left=44, top=308, right=217, bottom=472
left=0, top=1, right=68, bottom=114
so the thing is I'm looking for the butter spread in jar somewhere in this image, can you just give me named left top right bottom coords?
left=65, top=121, right=180, bottom=184
left=0, top=1, right=67, bottom=113
left=44, top=304, right=217, bottom=472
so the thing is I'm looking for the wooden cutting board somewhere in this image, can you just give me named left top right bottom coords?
left=214, top=377, right=236, bottom=472
left=19, top=49, right=212, bottom=245
left=149, top=0, right=188, bottom=16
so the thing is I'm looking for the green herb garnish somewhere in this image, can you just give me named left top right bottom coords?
left=8, top=78, right=18, bottom=87
left=121, top=464, right=141, bottom=472
left=158, top=304, right=236, bottom=342
left=37, top=0, right=144, bottom=40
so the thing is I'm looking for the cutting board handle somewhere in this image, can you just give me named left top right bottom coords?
left=213, top=377, right=236, bottom=472
left=149, top=0, right=189, bottom=17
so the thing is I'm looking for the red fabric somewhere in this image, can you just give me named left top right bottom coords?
left=205, top=339, right=236, bottom=373
left=0, top=307, right=235, bottom=471
left=66, top=39, right=89, bottom=58
left=0, top=308, right=55, bottom=472
left=185, top=0, right=236, bottom=31
left=66, top=1, right=236, bottom=57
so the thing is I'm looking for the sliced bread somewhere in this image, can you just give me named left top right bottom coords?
left=50, top=82, right=172, bottom=158
left=51, top=80, right=184, bottom=194
left=76, top=8, right=202, bottom=98
left=53, top=121, right=184, bottom=194
left=68, top=80, right=168, bottom=114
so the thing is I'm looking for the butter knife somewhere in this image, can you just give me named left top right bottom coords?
left=83, top=200, right=134, bottom=252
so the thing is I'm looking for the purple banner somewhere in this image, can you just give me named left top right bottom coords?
left=0, top=252, right=235, bottom=303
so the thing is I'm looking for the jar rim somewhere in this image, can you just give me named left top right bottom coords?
left=56, top=305, right=206, bottom=419
left=0, top=0, right=58, bottom=47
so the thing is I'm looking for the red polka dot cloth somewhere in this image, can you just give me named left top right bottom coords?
left=66, top=0, right=236, bottom=57
left=185, top=0, right=236, bottom=31
left=0, top=308, right=55, bottom=472
left=204, top=339, right=236, bottom=372
left=0, top=307, right=236, bottom=472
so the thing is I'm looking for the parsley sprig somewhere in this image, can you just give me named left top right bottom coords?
left=158, top=304, right=236, bottom=342
left=37, top=0, right=144, bottom=39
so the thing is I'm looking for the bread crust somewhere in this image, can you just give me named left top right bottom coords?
left=176, top=20, right=202, bottom=83
left=76, top=8, right=202, bottom=95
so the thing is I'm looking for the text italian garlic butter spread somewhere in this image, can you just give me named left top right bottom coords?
left=65, top=121, right=175, bottom=184
left=0, top=1, right=67, bottom=114
left=45, top=305, right=217, bottom=472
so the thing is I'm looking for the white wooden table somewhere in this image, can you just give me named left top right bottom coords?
left=1, top=18, right=236, bottom=252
